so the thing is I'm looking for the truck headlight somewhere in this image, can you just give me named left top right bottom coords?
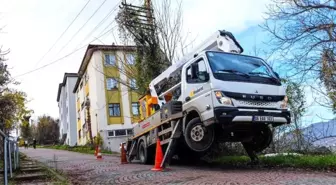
left=215, top=91, right=233, bottom=105
left=280, top=96, right=288, bottom=109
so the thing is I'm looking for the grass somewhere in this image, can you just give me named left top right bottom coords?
left=214, top=154, right=336, bottom=171
left=37, top=145, right=117, bottom=155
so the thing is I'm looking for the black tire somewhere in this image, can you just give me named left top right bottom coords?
left=138, top=141, right=148, bottom=164
left=184, top=117, right=215, bottom=152
left=138, top=141, right=154, bottom=164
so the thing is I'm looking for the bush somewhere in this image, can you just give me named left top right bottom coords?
left=40, top=144, right=116, bottom=155
left=215, top=154, right=336, bottom=170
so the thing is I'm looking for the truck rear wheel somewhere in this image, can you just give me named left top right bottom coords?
left=184, top=117, right=214, bottom=152
left=138, top=141, right=154, bottom=164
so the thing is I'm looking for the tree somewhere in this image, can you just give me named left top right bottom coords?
left=35, top=115, right=59, bottom=145
left=261, top=0, right=336, bottom=109
left=85, top=99, right=93, bottom=147
left=115, top=0, right=190, bottom=94
left=320, top=49, right=336, bottom=112
left=284, top=79, right=306, bottom=151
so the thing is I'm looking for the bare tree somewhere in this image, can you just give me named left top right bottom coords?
left=115, top=0, right=194, bottom=94
left=153, top=0, right=191, bottom=63
left=261, top=0, right=336, bottom=109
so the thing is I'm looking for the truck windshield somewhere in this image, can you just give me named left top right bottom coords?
left=206, top=51, right=281, bottom=85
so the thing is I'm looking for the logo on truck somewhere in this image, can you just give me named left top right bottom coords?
left=142, top=122, right=150, bottom=129
left=189, top=86, right=204, bottom=97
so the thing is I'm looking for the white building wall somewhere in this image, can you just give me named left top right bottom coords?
left=65, top=77, right=78, bottom=146
left=59, top=86, right=67, bottom=139
left=58, top=75, right=78, bottom=146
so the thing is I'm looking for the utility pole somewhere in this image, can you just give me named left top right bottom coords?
left=144, top=0, right=153, bottom=25
left=119, top=0, right=156, bottom=33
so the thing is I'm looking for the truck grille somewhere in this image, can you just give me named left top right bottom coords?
left=234, top=100, right=278, bottom=108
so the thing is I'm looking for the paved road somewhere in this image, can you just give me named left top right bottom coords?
left=21, top=148, right=336, bottom=185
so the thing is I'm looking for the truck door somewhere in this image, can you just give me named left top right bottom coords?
left=183, top=56, right=214, bottom=122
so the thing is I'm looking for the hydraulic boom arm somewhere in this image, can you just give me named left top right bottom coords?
left=149, top=30, right=244, bottom=106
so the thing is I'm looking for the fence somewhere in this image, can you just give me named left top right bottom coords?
left=1, top=130, right=20, bottom=185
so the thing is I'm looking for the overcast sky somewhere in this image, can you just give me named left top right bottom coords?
left=0, top=0, right=333, bottom=123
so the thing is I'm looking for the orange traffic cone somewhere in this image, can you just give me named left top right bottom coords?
left=96, top=146, right=102, bottom=160
left=94, top=146, right=98, bottom=156
left=151, top=138, right=163, bottom=171
left=121, top=143, right=128, bottom=164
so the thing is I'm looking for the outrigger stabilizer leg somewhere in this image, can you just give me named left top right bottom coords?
left=160, top=119, right=182, bottom=168
left=242, top=142, right=259, bottom=165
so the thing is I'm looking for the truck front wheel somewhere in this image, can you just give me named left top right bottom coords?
left=184, top=117, right=214, bottom=152
left=138, top=141, right=154, bottom=164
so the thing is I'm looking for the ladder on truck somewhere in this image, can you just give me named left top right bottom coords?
left=160, top=119, right=182, bottom=168
left=126, top=119, right=182, bottom=167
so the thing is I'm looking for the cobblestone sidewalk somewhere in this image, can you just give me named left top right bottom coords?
left=21, top=148, right=336, bottom=185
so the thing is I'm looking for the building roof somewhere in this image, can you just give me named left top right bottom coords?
left=57, top=73, right=79, bottom=102
left=72, top=44, right=137, bottom=93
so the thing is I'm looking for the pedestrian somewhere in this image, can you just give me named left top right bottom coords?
left=24, top=140, right=28, bottom=149
left=33, top=138, right=36, bottom=149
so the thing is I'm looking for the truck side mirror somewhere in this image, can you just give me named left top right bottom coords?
left=274, top=72, right=280, bottom=79
left=198, top=71, right=210, bottom=82
left=191, top=63, right=198, bottom=79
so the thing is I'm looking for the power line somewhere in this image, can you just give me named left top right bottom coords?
left=75, top=1, right=120, bottom=49
left=33, top=0, right=92, bottom=68
left=13, top=25, right=118, bottom=79
left=56, top=0, right=110, bottom=56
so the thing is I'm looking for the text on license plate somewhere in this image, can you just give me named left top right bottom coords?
left=253, top=116, right=274, bottom=122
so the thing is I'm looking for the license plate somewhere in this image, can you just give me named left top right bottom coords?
left=253, top=116, right=274, bottom=122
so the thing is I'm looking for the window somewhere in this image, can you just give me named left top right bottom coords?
left=109, top=103, right=121, bottom=116
left=126, top=54, right=135, bottom=65
left=79, top=82, right=83, bottom=89
left=108, top=131, right=114, bottom=137
left=85, top=74, right=89, bottom=82
left=132, top=102, right=140, bottom=116
left=186, top=59, right=208, bottom=83
left=206, top=51, right=280, bottom=85
left=130, top=79, right=137, bottom=89
left=115, top=129, right=126, bottom=136
left=127, top=129, right=133, bottom=135
left=81, top=102, right=84, bottom=110
left=106, top=78, right=118, bottom=90
left=108, top=129, right=133, bottom=137
left=105, top=54, right=116, bottom=66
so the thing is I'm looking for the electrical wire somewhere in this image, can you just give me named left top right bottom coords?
left=33, top=0, right=92, bottom=68
left=55, top=0, right=109, bottom=56
left=75, top=1, right=121, bottom=49
left=13, top=25, right=118, bottom=79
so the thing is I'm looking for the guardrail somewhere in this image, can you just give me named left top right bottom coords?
left=1, top=130, right=20, bottom=185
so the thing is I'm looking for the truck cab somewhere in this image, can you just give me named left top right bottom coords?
left=179, top=50, right=290, bottom=158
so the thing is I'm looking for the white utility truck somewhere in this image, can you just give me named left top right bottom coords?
left=125, top=30, right=291, bottom=167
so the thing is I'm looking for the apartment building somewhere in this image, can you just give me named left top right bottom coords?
left=57, top=73, right=78, bottom=146
left=73, top=44, right=141, bottom=152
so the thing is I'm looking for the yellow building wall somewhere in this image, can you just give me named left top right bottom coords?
left=84, top=83, right=89, bottom=96
left=103, top=52, right=124, bottom=125
left=123, top=52, right=142, bottom=123
left=76, top=98, right=80, bottom=111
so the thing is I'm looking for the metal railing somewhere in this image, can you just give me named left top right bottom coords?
left=1, top=130, right=20, bottom=185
